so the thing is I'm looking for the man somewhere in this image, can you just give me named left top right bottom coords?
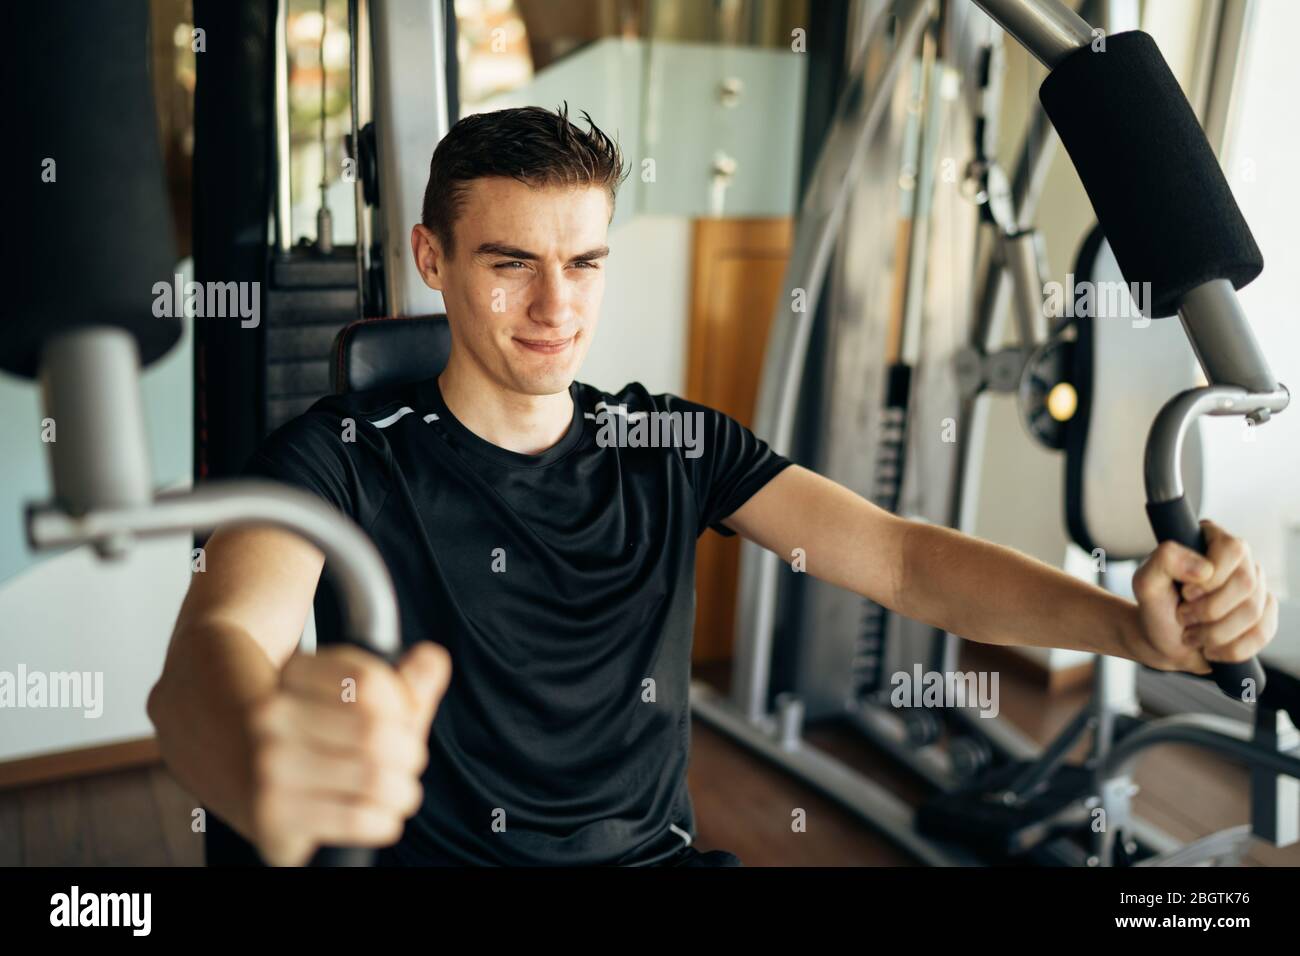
left=148, top=104, right=1279, bottom=868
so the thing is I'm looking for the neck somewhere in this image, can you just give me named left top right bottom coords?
left=437, top=358, right=574, bottom=455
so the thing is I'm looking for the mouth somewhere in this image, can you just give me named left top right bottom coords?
left=514, top=334, right=575, bottom=355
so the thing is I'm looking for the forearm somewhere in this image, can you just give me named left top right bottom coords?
left=897, top=520, right=1152, bottom=665
left=147, top=621, right=281, bottom=840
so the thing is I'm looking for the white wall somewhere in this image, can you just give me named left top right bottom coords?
left=0, top=268, right=193, bottom=763
left=579, top=214, right=693, bottom=396
left=1200, top=0, right=1300, bottom=600
left=0, top=535, right=190, bottom=762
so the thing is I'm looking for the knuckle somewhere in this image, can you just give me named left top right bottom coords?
left=354, top=756, right=384, bottom=795
left=247, top=697, right=279, bottom=738
left=357, top=713, right=390, bottom=751
left=410, top=738, right=431, bottom=775
left=1132, top=564, right=1157, bottom=595
left=340, top=805, right=368, bottom=835
left=345, top=804, right=387, bottom=839
left=1222, top=537, right=1246, bottom=565
left=251, top=740, right=285, bottom=790
left=429, top=644, right=453, bottom=679
left=405, top=781, right=425, bottom=816
left=1155, top=541, right=1182, bottom=564
left=1223, top=632, right=1259, bottom=663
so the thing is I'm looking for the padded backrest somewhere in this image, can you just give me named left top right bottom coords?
left=1064, top=224, right=1204, bottom=562
left=331, top=315, right=452, bottom=394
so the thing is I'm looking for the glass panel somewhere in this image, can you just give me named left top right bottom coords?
left=286, top=0, right=357, bottom=247
left=453, top=0, right=809, bottom=221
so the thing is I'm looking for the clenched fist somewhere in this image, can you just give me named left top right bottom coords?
left=244, top=641, right=451, bottom=866
left=1132, top=520, right=1279, bottom=685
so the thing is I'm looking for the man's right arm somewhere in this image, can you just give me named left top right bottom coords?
left=146, top=525, right=325, bottom=841
left=147, top=525, right=449, bottom=865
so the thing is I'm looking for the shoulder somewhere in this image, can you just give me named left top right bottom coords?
left=272, top=381, right=427, bottom=441
left=252, top=380, right=428, bottom=474
left=299, top=381, right=426, bottom=430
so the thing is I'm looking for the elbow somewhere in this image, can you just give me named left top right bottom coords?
left=146, top=670, right=172, bottom=737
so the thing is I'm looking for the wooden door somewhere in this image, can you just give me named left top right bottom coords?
left=686, top=217, right=793, bottom=664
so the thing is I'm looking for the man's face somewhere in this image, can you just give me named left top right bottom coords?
left=412, top=177, right=609, bottom=397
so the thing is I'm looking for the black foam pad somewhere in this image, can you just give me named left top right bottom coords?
left=1039, top=31, right=1262, bottom=318
left=332, top=315, right=452, bottom=394
left=5, top=2, right=182, bottom=378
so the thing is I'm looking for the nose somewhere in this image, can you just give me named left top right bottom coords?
left=527, top=267, right=575, bottom=329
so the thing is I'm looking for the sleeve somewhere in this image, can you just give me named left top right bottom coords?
left=240, top=403, right=390, bottom=532
left=661, top=393, right=795, bottom=538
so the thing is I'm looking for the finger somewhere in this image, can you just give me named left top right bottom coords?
left=1184, top=586, right=1266, bottom=652
left=1138, top=539, right=1215, bottom=598
left=1178, top=561, right=1258, bottom=631
left=1195, top=520, right=1250, bottom=597
left=253, top=696, right=428, bottom=774
left=259, top=834, right=315, bottom=868
left=282, top=647, right=410, bottom=718
left=396, top=642, right=453, bottom=729
left=254, top=791, right=406, bottom=860
left=1204, top=592, right=1278, bottom=665
left=256, top=742, right=424, bottom=815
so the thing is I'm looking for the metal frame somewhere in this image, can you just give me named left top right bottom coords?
left=29, top=328, right=402, bottom=869
left=369, top=0, right=453, bottom=317
left=692, top=0, right=1297, bottom=867
left=728, top=0, right=936, bottom=726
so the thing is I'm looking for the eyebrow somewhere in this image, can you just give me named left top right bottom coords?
left=475, top=242, right=610, bottom=263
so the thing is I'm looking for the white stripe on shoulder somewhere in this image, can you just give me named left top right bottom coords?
left=668, top=823, right=693, bottom=847
left=593, top=400, right=648, bottom=422
left=369, top=406, right=414, bottom=429
left=423, top=413, right=440, bottom=423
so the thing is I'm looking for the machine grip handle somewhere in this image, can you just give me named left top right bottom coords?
left=309, top=640, right=404, bottom=868
left=1146, top=496, right=1265, bottom=701
left=310, top=846, right=376, bottom=867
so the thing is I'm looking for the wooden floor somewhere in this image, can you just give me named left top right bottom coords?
left=3, top=643, right=1298, bottom=866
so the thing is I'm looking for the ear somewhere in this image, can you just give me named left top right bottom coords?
left=410, top=225, right=444, bottom=291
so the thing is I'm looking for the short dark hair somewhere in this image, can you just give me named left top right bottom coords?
left=420, top=102, right=627, bottom=259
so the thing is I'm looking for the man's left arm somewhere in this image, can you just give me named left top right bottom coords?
left=722, top=465, right=1279, bottom=673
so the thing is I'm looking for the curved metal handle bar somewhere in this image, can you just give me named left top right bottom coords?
left=1100, top=713, right=1300, bottom=783
left=28, top=480, right=403, bottom=868
left=1145, top=384, right=1290, bottom=504
left=27, top=479, right=401, bottom=658
left=732, top=0, right=935, bottom=725
left=1143, top=385, right=1289, bottom=699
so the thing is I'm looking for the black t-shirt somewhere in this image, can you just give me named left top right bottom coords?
left=243, top=377, right=792, bottom=865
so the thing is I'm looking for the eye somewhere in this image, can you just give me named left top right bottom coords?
left=495, top=261, right=525, bottom=270
left=572, top=260, right=599, bottom=269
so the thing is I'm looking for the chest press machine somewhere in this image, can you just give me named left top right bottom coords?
left=690, top=0, right=1300, bottom=865
left=9, top=2, right=402, bottom=866
left=7, top=0, right=1298, bottom=868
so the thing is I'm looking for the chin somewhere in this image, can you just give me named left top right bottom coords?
left=505, top=366, right=576, bottom=397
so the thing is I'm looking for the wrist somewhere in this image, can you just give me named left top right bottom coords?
left=1113, top=599, right=1155, bottom=668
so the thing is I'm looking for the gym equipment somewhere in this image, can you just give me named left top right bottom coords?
left=691, top=0, right=1299, bottom=865
left=12, top=0, right=1294, bottom=869
left=9, top=2, right=402, bottom=867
